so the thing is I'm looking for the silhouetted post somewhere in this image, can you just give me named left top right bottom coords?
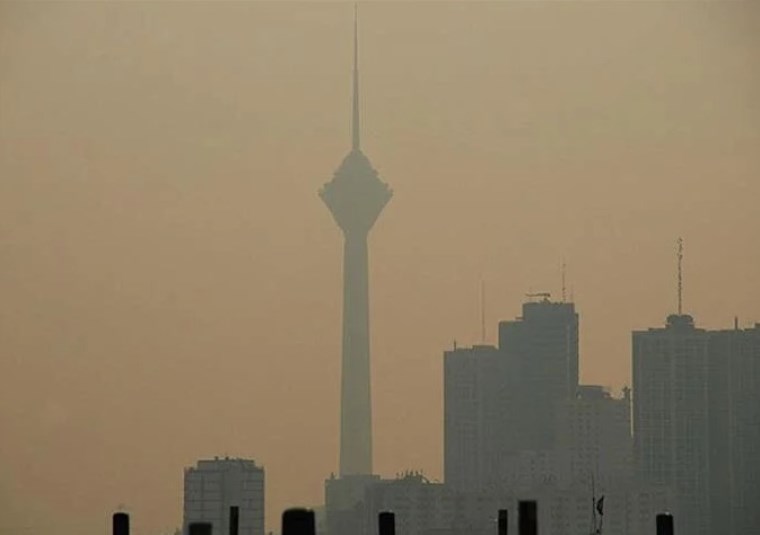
left=656, top=514, right=674, bottom=535
left=113, top=512, right=129, bottom=535
left=282, top=508, right=315, bottom=535
left=498, top=509, right=508, bottom=535
left=518, top=501, right=537, bottom=535
left=189, top=522, right=213, bottom=535
left=379, top=511, right=395, bottom=535
left=229, top=506, right=240, bottom=535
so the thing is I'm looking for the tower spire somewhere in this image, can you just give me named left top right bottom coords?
left=351, top=4, right=361, bottom=151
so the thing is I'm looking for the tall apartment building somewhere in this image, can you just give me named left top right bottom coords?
left=441, top=300, right=670, bottom=535
left=445, top=299, right=580, bottom=492
left=556, top=385, right=633, bottom=485
left=708, top=324, right=760, bottom=535
left=498, top=298, right=579, bottom=451
left=634, top=313, right=760, bottom=535
left=183, top=457, right=264, bottom=535
left=633, top=314, right=711, bottom=535
left=443, top=344, right=505, bottom=491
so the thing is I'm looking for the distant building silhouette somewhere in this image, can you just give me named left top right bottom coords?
left=326, top=471, right=668, bottom=535
left=183, top=458, right=264, bottom=535
left=706, top=323, right=760, bottom=535
left=443, top=298, right=669, bottom=535
left=329, top=472, right=502, bottom=535
left=445, top=298, right=579, bottom=492
left=319, top=5, right=391, bottom=480
left=498, top=297, right=579, bottom=452
left=363, top=473, right=497, bottom=535
left=633, top=314, right=711, bottom=535
left=555, top=385, right=633, bottom=484
left=632, top=243, right=760, bottom=535
left=443, top=344, right=503, bottom=491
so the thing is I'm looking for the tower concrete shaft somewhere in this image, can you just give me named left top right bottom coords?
left=319, top=10, right=391, bottom=476
left=339, top=233, right=371, bottom=475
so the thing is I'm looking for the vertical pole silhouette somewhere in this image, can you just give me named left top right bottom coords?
left=189, top=522, right=213, bottom=535
left=518, top=501, right=537, bottom=535
left=282, top=508, right=315, bottom=535
left=656, top=514, right=674, bottom=535
left=379, top=511, right=396, bottom=535
left=229, top=506, right=240, bottom=535
left=113, top=512, right=129, bottom=535
left=498, top=509, right=508, bottom=535
left=677, top=238, right=683, bottom=315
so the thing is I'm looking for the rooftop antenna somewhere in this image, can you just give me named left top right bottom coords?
left=677, top=237, right=683, bottom=315
left=561, top=259, right=567, bottom=303
left=480, top=279, right=486, bottom=343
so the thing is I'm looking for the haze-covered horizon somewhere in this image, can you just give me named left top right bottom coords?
left=1, top=2, right=758, bottom=534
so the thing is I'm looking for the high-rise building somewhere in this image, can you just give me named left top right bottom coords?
left=444, top=298, right=580, bottom=492
left=441, top=299, right=667, bottom=535
left=498, top=298, right=579, bottom=451
left=319, top=7, right=391, bottom=479
left=555, top=385, right=633, bottom=485
left=182, top=457, right=264, bottom=535
left=443, top=344, right=505, bottom=491
left=633, top=314, right=711, bottom=535
left=707, top=324, right=760, bottom=535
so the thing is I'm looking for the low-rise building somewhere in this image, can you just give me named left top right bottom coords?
left=183, top=457, right=264, bottom=535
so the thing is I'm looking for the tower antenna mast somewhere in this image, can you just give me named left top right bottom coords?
left=351, top=3, right=360, bottom=151
left=561, top=259, right=567, bottom=303
left=677, top=237, right=683, bottom=315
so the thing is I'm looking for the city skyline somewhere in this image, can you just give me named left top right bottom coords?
left=1, top=3, right=759, bottom=535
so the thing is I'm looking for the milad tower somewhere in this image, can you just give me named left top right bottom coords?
left=319, top=11, right=391, bottom=477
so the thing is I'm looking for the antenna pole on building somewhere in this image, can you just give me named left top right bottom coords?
left=480, top=279, right=486, bottom=343
left=561, top=260, right=567, bottom=303
left=677, top=238, right=683, bottom=315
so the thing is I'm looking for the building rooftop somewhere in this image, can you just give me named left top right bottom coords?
left=186, top=457, right=262, bottom=473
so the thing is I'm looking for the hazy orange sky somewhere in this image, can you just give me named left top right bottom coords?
left=1, top=2, right=758, bottom=534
